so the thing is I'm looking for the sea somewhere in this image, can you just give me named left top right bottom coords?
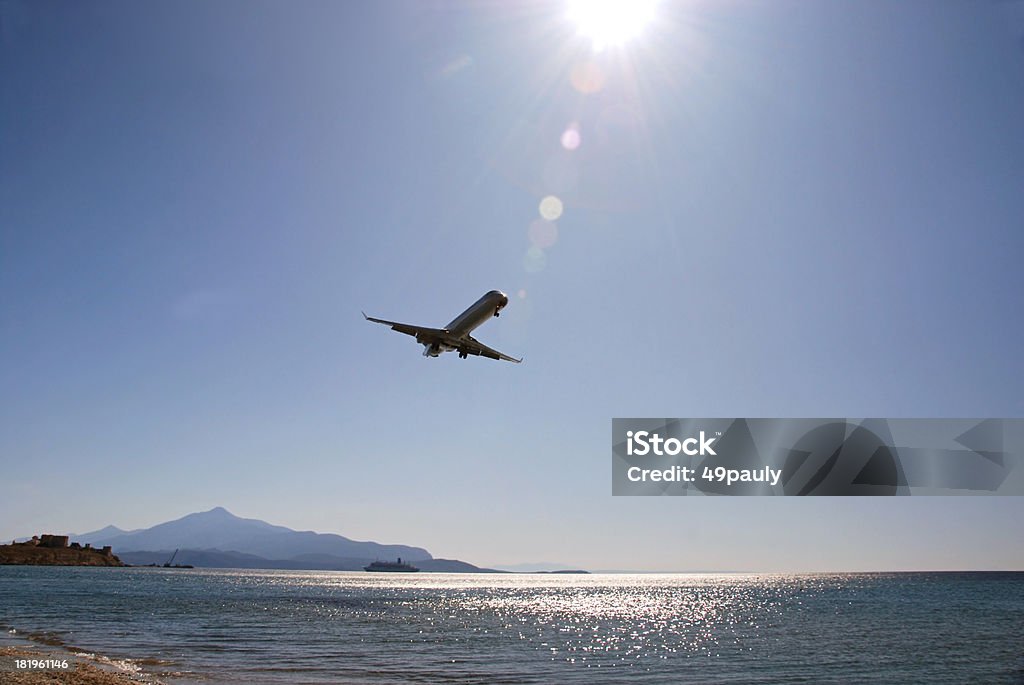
left=0, top=568, right=1021, bottom=684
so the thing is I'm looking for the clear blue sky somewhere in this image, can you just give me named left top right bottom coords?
left=2, top=0, right=1023, bottom=571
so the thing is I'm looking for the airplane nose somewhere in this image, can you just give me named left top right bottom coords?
left=500, top=293, right=509, bottom=307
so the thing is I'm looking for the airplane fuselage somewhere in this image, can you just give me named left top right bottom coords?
left=424, top=290, right=509, bottom=357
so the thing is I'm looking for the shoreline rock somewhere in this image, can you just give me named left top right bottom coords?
left=0, top=537, right=125, bottom=567
left=0, top=645, right=161, bottom=684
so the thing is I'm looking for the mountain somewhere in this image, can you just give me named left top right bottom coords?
left=83, top=507, right=431, bottom=564
left=75, top=525, right=137, bottom=543
left=115, top=551, right=501, bottom=573
left=30, top=508, right=518, bottom=572
left=116, top=549, right=369, bottom=570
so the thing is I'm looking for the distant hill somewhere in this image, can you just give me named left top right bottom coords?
left=415, top=558, right=507, bottom=573
left=77, top=525, right=138, bottom=540
left=492, top=561, right=582, bottom=573
left=77, top=507, right=431, bottom=564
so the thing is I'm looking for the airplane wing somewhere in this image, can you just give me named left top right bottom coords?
left=362, top=312, right=448, bottom=343
left=461, top=335, right=523, bottom=364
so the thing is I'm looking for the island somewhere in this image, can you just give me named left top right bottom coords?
left=0, top=534, right=125, bottom=566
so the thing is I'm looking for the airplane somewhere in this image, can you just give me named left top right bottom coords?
left=363, top=290, right=522, bottom=363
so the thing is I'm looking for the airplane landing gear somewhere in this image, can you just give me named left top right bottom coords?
left=458, top=351, right=468, bottom=359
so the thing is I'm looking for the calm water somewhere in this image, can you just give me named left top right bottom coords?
left=0, top=568, right=1021, bottom=683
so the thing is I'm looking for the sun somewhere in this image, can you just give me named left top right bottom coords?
left=567, top=0, right=658, bottom=51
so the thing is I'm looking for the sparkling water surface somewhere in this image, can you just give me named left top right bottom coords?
left=1, top=568, right=1021, bottom=683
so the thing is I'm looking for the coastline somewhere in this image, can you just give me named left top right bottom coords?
left=0, top=631, right=171, bottom=685
left=2, top=570, right=1020, bottom=684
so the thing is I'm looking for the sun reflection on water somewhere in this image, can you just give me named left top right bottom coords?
left=4, top=569, right=1020, bottom=682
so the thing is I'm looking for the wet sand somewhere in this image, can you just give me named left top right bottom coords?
left=0, top=646, right=163, bottom=684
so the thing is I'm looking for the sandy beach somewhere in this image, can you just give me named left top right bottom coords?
left=0, top=646, right=162, bottom=685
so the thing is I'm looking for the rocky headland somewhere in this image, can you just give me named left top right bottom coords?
left=0, top=535, right=125, bottom=567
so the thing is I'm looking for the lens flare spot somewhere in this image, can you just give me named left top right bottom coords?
left=524, top=246, right=547, bottom=273
left=528, top=219, right=559, bottom=249
left=438, top=54, right=473, bottom=78
left=570, top=61, right=606, bottom=94
left=539, top=195, right=564, bottom=221
left=561, top=124, right=581, bottom=151
left=517, top=289, right=527, bottom=299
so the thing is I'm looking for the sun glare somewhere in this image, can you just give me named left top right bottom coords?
left=567, top=0, right=658, bottom=51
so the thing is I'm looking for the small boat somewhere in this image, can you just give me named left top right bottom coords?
left=364, top=557, right=419, bottom=573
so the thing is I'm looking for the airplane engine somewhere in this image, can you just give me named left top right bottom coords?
left=422, top=343, right=441, bottom=357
